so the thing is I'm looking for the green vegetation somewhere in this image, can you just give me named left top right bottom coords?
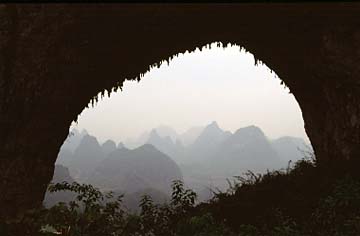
left=3, top=156, right=360, bottom=236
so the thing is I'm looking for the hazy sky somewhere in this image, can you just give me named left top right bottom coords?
left=71, top=43, right=308, bottom=144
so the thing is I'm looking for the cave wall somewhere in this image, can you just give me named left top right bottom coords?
left=0, top=3, right=359, bottom=221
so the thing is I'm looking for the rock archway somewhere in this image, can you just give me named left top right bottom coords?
left=1, top=4, right=360, bottom=220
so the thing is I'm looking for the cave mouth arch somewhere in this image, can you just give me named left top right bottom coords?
left=69, top=41, right=308, bottom=146
left=2, top=4, right=359, bottom=221
left=51, top=42, right=311, bottom=207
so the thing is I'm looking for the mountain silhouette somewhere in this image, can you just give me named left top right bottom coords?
left=69, top=134, right=105, bottom=181
left=43, top=165, right=76, bottom=208
left=87, top=144, right=183, bottom=195
left=186, top=121, right=231, bottom=164
left=102, top=139, right=117, bottom=156
left=146, top=129, right=185, bottom=162
left=181, top=124, right=289, bottom=196
left=271, top=136, right=311, bottom=164
left=117, top=142, right=125, bottom=149
left=56, top=146, right=73, bottom=167
left=56, top=128, right=88, bottom=166
left=213, top=125, right=282, bottom=175
left=179, top=126, right=204, bottom=146
left=52, top=122, right=310, bottom=204
left=154, top=125, right=179, bottom=143
left=61, top=128, right=88, bottom=152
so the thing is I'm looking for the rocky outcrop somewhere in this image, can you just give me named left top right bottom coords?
left=0, top=4, right=359, bottom=221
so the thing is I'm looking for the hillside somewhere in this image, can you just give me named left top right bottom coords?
left=43, top=165, right=76, bottom=208
left=87, top=144, right=183, bottom=195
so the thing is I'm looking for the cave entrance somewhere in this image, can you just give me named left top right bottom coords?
left=3, top=4, right=360, bottom=225
left=47, top=42, right=312, bottom=209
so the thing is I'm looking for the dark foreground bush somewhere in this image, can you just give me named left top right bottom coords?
left=199, top=157, right=360, bottom=236
left=2, top=157, right=360, bottom=236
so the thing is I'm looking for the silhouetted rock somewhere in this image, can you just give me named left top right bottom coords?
left=186, top=121, right=230, bottom=163
left=61, top=128, right=88, bottom=152
left=54, top=124, right=311, bottom=207
left=180, top=126, right=204, bottom=146
left=69, top=134, right=104, bottom=181
left=271, top=136, right=311, bottom=164
left=147, top=130, right=173, bottom=150
left=55, top=147, right=73, bottom=167
left=43, top=165, right=76, bottom=208
left=146, top=129, right=185, bottom=162
left=117, top=142, right=125, bottom=149
left=56, top=128, right=89, bottom=166
left=155, top=125, right=179, bottom=143
left=213, top=125, right=281, bottom=175
left=182, top=125, right=283, bottom=192
left=87, top=144, right=183, bottom=195
left=102, top=139, right=117, bottom=156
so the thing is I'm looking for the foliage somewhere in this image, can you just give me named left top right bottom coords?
left=3, top=157, right=360, bottom=236
left=41, top=182, right=127, bottom=236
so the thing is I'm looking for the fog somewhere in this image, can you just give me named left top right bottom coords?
left=71, top=43, right=308, bottom=143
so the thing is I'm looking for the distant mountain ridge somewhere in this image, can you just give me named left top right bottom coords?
left=146, top=129, right=185, bottom=163
left=61, top=129, right=88, bottom=152
left=87, top=144, right=183, bottom=195
left=211, top=125, right=282, bottom=175
left=124, top=125, right=205, bottom=149
left=53, top=123, right=312, bottom=204
left=69, top=134, right=105, bottom=182
left=185, top=121, right=231, bottom=164
left=102, top=140, right=117, bottom=156
left=271, top=136, right=311, bottom=163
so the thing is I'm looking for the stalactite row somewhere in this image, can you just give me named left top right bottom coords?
left=83, top=41, right=291, bottom=115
